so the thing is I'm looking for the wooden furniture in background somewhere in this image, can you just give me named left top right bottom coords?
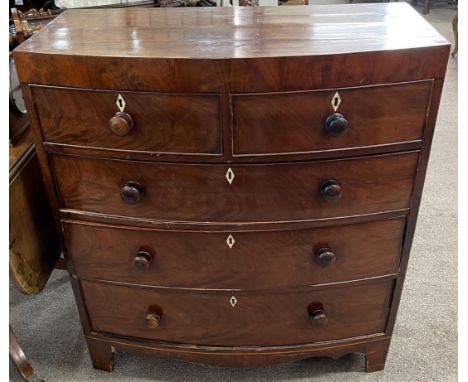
left=9, top=326, right=38, bottom=382
left=14, top=3, right=450, bottom=374
left=9, top=128, right=61, bottom=381
left=9, top=130, right=60, bottom=296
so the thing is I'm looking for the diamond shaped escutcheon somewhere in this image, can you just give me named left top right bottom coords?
left=230, top=296, right=237, bottom=307
left=331, top=91, right=341, bottom=112
left=226, top=234, right=235, bottom=249
left=116, top=94, right=126, bottom=112
left=225, top=168, right=235, bottom=184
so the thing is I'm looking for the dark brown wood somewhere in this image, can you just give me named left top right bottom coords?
left=85, top=333, right=391, bottom=369
left=43, top=139, right=423, bottom=164
left=13, top=5, right=450, bottom=93
left=320, top=179, right=342, bottom=203
left=9, top=107, right=29, bottom=147
left=325, top=113, right=348, bottom=137
left=9, top=325, right=35, bottom=380
left=13, top=3, right=450, bottom=374
left=63, top=218, right=405, bottom=289
left=232, top=81, right=432, bottom=156
left=82, top=279, right=393, bottom=346
left=108, top=112, right=134, bottom=137
left=384, top=77, right=448, bottom=335
left=365, top=340, right=390, bottom=372
left=30, top=86, right=222, bottom=156
left=314, top=248, right=337, bottom=267
left=13, top=5, right=448, bottom=60
left=85, top=336, right=115, bottom=372
left=51, top=152, right=418, bottom=223
left=120, top=181, right=144, bottom=204
left=9, top=137, right=61, bottom=295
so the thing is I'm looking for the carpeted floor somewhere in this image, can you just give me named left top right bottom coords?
left=9, top=4, right=458, bottom=382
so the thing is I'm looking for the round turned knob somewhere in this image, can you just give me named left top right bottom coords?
left=120, top=181, right=144, bottom=204
left=145, top=312, right=161, bottom=329
left=108, top=112, right=134, bottom=136
left=320, top=179, right=342, bottom=203
left=308, top=308, right=329, bottom=326
left=315, top=247, right=336, bottom=267
left=133, top=250, right=153, bottom=270
left=325, top=113, right=348, bottom=137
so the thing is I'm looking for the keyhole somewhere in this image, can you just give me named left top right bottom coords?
left=225, top=168, right=235, bottom=184
left=118, top=99, right=123, bottom=108
left=226, top=234, right=235, bottom=248
left=331, top=92, right=341, bottom=111
left=230, top=296, right=237, bottom=307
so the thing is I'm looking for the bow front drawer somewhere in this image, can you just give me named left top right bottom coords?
left=64, top=218, right=404, bottom=289
left=82, top=280, right=393, bottom=347
left=51, top=152, right=418, bottom=223
left=30, top=86, right=222, bottom=156
left=232, top=81, right=432, bottom=156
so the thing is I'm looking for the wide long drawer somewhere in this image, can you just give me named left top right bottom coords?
left=30, top=85, right=222, bottom=156
left=65, top=218, right=404, bottom=289
left=82, top=280, right=393, bottom=346
left=51, top=152, right=418, bottom=223
left=232, top=81, right=432, bottom=156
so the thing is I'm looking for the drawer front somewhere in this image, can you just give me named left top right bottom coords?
left=51, top=152, right=418, bottom=223
left=232, top=81, right=432, bottom=155
left=65, top=219, right=404, bottom=289
left=31, top=86, right=222, bottom=155
left=82, top=280, right=393, bottom=346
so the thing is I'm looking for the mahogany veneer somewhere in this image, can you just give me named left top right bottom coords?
left=13, top=3, right=449, bottom=374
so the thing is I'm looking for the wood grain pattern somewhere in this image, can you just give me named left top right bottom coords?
left=13, top=3, right=450, bottom=373
left=82, top=279, right=393, bottom=347
left=9, top=147, right=61, bottom=295
left=31, top=86, right=222, bottom=155
left=232, top=81, right=432, bottom=156
left=64, top=218, right=404, bottom=289
left=14, top=5, right=448, bottom=59
left=51, top=152, right=418, bottom=223
left=15, top=48, right=450, bottom=94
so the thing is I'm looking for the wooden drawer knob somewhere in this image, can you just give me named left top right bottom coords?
left=108, top=111, right=134, bottom=136
left=133, top=250, right=153, bottom=270
left=325, top=113, right=348, bottom=137
left=120, top=181, right=144, bottom=204
left=320, top=179, right=342, bottom=203
left=308, top=308, right=329, bottom=326
left=315, top=247, right=336, bottom=267
left=145, top=312, right=161, bottom=329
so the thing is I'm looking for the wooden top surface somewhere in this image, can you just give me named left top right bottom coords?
left=15, top=3, right=448, bottom=59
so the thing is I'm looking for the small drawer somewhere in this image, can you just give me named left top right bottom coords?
left=232, top=81, right=432, bottom=156
left=30, top=85, right=222, bottom=155
left=65, top=218, right=404, bottom=289
left=82, top=280, right=393, bottom=346
left=51, top=152, right=418, bottom=223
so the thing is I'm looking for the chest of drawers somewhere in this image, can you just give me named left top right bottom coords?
left=13, top=3, right=450, bottom=374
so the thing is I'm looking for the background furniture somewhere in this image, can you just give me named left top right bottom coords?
left=9, top=45, right=61, bottom=382
left=9, top=128, right=61, bottom=381
left=13, top=3, right=450, bottom=374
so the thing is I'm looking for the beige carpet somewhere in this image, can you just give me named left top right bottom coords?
left=9, top=4, right=458, bottom=381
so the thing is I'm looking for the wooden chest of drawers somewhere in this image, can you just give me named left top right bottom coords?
left=14, top=3, right=450, bottom=374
